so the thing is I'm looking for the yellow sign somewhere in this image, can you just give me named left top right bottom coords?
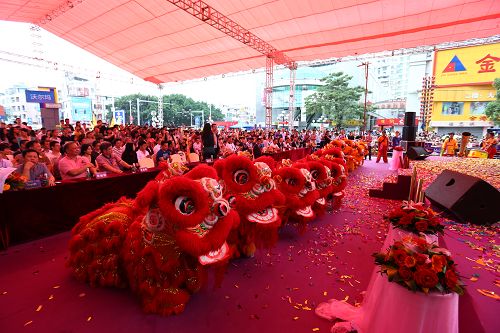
left=434, top=43, right=500, bottom=86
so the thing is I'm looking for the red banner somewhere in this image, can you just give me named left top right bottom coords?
left=375, top=118, right=419, bottom=126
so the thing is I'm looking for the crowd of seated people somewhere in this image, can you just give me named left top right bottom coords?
left=1, top=116, right=418, bottom=182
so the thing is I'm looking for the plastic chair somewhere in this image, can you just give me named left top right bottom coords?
left=138, top=157, right=155, bottom=168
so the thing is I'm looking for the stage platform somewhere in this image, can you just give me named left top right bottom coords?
left=0, top=159, right=497, bottom=333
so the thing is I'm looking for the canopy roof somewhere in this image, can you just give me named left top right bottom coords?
left=1, top=0, right=499, bottom=83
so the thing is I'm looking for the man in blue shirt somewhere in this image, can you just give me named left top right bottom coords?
left=16, top=149, right=55, bottom=186
left=156, top=140, right=172, bottom=164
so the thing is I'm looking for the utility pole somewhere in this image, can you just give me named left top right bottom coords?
left=136, top=98, right=140, bottom=126
left=358, top=62, right=369, bottom=133
left=128, top=100, right=132, bottom=124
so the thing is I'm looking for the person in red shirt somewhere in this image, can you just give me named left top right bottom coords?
left=376, top=131, right=389, bottom=163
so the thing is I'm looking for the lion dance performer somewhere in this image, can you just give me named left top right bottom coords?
left=214, top=155, right=285, bottom=257
left=67, top=164, right=239, bottom=315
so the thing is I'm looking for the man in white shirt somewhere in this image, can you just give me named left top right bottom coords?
left=46, top=141, right=62, bottom=165
left=225, top=137, right=236, bottom=153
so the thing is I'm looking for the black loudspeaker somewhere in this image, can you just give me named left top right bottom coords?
left=425, top=170, right=500, bottom=225
left=404, top=112, right=416, bottom=126
left=402, top=126, right=417, bottom=141
left=406, top=146, right=429, bottom=160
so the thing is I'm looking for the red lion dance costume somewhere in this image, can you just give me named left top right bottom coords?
left=214, top=155, right=285, bottom=257
left=274, top=164, right=320, bottom=233
left=67, top=165, right=239, bottom=315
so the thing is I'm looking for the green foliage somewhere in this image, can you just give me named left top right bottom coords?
left=485, top=78, right=500, bottom=126
left=113, top=93, right=224, bottom=127
left=304, top=72, right=365, bottom=129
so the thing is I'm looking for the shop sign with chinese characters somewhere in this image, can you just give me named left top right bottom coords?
left=434, top=43, right=500, bottom=86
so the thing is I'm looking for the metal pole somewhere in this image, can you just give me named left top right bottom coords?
left=136, top=98, right=140, bottom=126
left=128, top=100, right=132, bottom=124
left=363, top=62, right=369, bottom=133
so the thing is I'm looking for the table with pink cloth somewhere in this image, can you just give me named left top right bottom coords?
left=389, top=149, right=404, bottom=170
left=316, top=272, right=459, bottom=333
left=315, top=227, right=456, bottom=333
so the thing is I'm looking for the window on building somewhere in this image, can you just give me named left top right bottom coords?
left=22, top=105, right=25, bottom=111
left=16, top=97, right=20, bottom=102
left=470, top=102, right=489, bottom=115
left=441, top=102, right=464, bottom=115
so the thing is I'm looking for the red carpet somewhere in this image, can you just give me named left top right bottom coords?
left=0, top=160, right=496, bottom=333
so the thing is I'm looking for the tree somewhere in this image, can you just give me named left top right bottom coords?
left=485, top=78, right=500, bottom=126
left=113, top=94, right=224, bottom=127
left=304, top=72, right=365, bottom=129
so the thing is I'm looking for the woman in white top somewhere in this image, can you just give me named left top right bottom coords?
left=136, top=140, right=151, bottom=161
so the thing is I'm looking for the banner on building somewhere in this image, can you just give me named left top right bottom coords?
left=71, top=97, right=92, bottom=122
left=434, top=43, right=500, bottom=86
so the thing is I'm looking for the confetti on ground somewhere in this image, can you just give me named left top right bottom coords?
left=35, top=305, right=42, bottom=312
left=87, top=316, right=92, bottom=322
left=24, top=321, right=33, bottom=326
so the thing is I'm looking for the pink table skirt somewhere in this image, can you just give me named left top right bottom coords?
left=267, top=147, right=312, bottom=162
left=389, top=150, right=403, bottom=170
left=316, top=272, right=459, bottom=333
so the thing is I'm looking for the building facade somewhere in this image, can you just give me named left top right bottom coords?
left=429, top=43, right=497, bottom=137
left=221, top=104, right=255, bottom=127
left=1, top=84, right=42, bottom=127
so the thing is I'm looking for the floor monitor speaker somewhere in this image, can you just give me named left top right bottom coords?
left=425, top=170, right=500, bottom=225
left=406, top=146, right=429, bottom=160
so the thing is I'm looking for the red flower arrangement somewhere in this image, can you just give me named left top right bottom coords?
left=3, top=171, right=27, bottom=192
left=373, top=237, right=464, bottom=295
left=385, top=201, right=444, bottom=235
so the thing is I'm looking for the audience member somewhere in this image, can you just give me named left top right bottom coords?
left=59, top=141, right=96, bottom=180
left=16, top=149, right=55, bottom=186
left=96, top=142, right=132, bottom=174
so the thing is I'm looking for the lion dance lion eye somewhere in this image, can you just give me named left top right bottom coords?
left=213, top=199, right=230, bottom=217
left=233, top=169, right=249, bottom=184
left=174, top=196, right=195, bottom=215
left=310, top=170, right=319, bottom=180
left=285, top=178, right=297, bottom=186
left=228, top=196, right=237, bottom=208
